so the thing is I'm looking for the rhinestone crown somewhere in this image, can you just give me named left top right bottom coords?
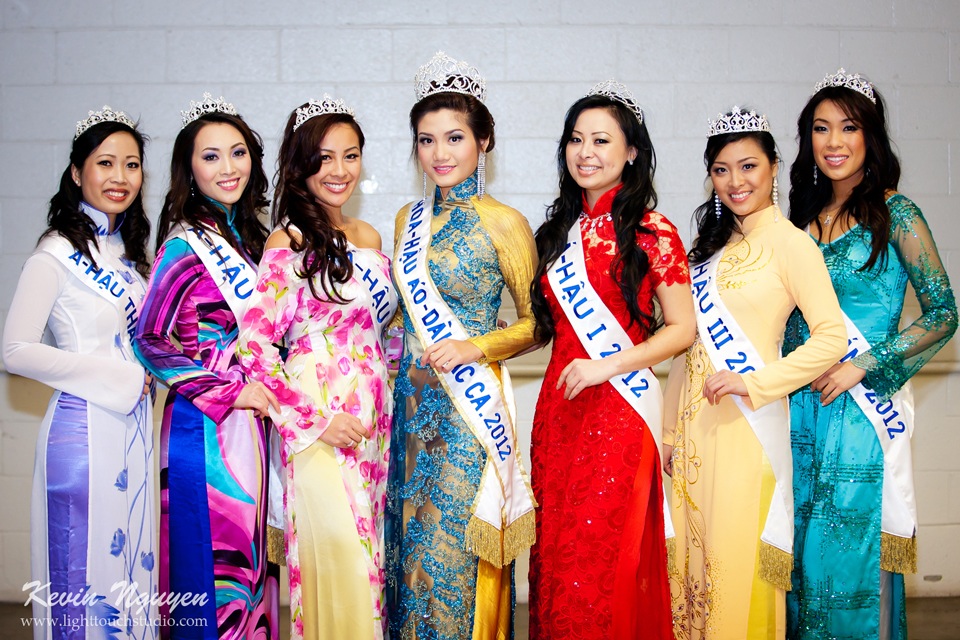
left=294, top=94, right=355, bottom=131
left=813, top=68, right=876, bottom=104
left=75, top=105, right=136, bottom=140
left=585, top=80, right=644, bottom=125
left=180, top=92, right=238, bottom=129
left=707, top=105, right=770, bottom=137
left=414, top=51, right=486, bottom=103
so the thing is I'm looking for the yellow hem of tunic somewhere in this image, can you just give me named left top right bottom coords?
left=466, top=510, right=535, bottom=568
left=881, top=532, right=917, bottom=574
left=759, top=542, right=793, bottom=591
left=267, top=525, right=286, bottom=566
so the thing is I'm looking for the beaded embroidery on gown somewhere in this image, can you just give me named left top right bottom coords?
left=785, top=194, right=957, bottom=639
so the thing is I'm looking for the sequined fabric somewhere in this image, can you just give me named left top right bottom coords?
left=529, top=186, right=690, bottom=639
left=785, top=194, right=957, bottom=639
left=385, top=175, right=537, bottom=639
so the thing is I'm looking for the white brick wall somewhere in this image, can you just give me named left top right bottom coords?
left=2, top=0, right=959, bottom=603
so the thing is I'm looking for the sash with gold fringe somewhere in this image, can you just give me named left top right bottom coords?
left=691, top=253, right=794, bottom=591
left=394, top=198, right=536, bottom=566
left=840, top=311, right=917, bottom=573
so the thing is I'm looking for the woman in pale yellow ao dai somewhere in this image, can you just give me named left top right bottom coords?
left=663, top=109, right=846, bottom=639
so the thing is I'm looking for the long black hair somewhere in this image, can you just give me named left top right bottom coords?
left=42, top=120, right=152, bottom=278
left=687, top=129, right=778, bottom=265
left=789, top=85, right=900, bottom=270
left=531, top=95, right=659, bottom=342
left=273, top=109, right=365, bottom=302
left=155, top=112, right=269, bottom=262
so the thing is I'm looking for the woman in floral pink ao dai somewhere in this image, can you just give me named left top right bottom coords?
left=238, top=98, right=397, bottom=640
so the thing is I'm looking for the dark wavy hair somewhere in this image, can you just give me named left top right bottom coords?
left=41, top=120, right=152, bottom=278
left=409, top=91, right=496, bottom=156
left=531, top=95, right=659, bottom=343
left=273, top=109, right=365, bottom=302
left=155, top=112, right=269, bottom=262
left=688, top=129, right=778, bottom=265
left=788, top=85, right=900, bottom=271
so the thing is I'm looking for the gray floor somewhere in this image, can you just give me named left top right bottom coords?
left=1, top=599, right=956, bottom=639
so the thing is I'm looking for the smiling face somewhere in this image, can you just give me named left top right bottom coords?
left=564, top=107, right=637, bottom=209
left=190, top=122, right=252, bottom=208
left=70, top=131, right=143, bottom=217
left=812, top=98, right=867, bottom=195
left=305, top=122, right=362, bottom=216
left=416, top=108, right=486, bottom=199
left=709, top=137, right=776, bottom=219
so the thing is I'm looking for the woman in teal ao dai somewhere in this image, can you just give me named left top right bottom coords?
left=784, top=71, right=957, bottom=639
left=386, top=53, right=538, bottom=640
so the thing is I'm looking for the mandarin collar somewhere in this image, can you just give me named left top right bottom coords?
left=433, top=172, right=479, bottom=215
left=736, top=204, right=781, bottom=236
left=80, top=202, right=124, bottom=236
left=582, top=184, right=623, bottom=218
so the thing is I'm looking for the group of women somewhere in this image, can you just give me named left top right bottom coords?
left=3, top=49, right=955, bottom=640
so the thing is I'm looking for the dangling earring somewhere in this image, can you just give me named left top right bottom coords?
left=477, top=151, right=486, bottom=200
left=813, top=164, right=818, bottom=186
left=422, top=171, right=427, bottom=202
left=628, top=159, right=634, bottom=166
left=772, top=175, right=779, bottom=208
left=714, top=192, right=722, bottom=219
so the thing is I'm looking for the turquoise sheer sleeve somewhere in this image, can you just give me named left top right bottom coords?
left=852, top=195, right=958, bottom=399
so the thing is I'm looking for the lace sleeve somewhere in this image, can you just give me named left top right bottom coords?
left=640, top=211, right=691, bottom=288
left=852, top=195, right=958, bottom=400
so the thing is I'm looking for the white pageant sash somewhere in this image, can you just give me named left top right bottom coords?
left=394, top=198, right=536, bottom=566
left=173, top=224, right=256, bottom=320
left=47, top=238, right=143, bottom=362
left=840, top=312, right=917, bottom=540
left=690, top=255, right=793, bottom=559
left=546, top=220, right=674, bottom=539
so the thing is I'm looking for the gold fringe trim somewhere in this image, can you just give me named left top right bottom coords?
left=666, top=537, right=677, bottom=576
left=503, top=510, right=536, bottom=566
left=881, top=532, right=917, bottom=574
left=759, top=542, right=793, bottom=591
left=267, top=525, right=286, bottom=566
left=466, top=511, right=536, bottom=568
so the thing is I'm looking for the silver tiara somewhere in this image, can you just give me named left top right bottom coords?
left=707, top=105, right=770, bottom=137
left=180, top=92, right=238, bottom=129
left=75, top=105, right=136, bottom=140
left=293, top=94, right=355, bottom=131
left=813, top=68, right=876, bottom=104
left=414, top=51, right=486, bottom=103
left=585, top=80, right=644, bottom=125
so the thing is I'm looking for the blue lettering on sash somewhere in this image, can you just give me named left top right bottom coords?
left=68, top=250, right=82, bottom=265
left=572, top=297, right=594, bottom=319
left=691, top=262, right=710, bottom=279
left=600, top=343, right=622, bottom=358
left=223, top=264, right=241, bottom=283
left=862, top=387, right=907, bottom=440
left=402, top=249, right=419, bottom=274
left=562, top=280, right=582, bottom=303
left=125, top=298, right=138, bottom=340
left=465, top=382, right=490, bottom=411
left=707, top=318, right=734, bottom=349
left=840, top=337, right=861, bottom=363
left=620, top=369, right=650, bottom=398
left=452, top=364, right=476, bottom=381
left=553, top=257, right=576, bottom=285
left=586, top=323, right=606, bottom=341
